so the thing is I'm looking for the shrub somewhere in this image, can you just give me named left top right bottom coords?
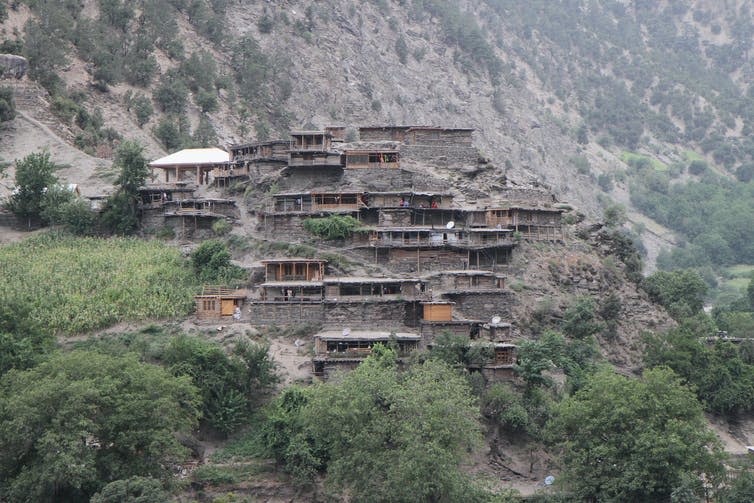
left=302, top=215, right=362, bottom=240
left=482, top=384, right=531, bottom=434
left=688, top=159, right=709, bottom=175
left=131, top=94, right=153, bottom=127
left=155, top=225, right=175, bottom=240
left=212, top=219, right=232, bottom=236
left=191, top=239, right=245, bottom=284
left=562, top=297, right=603, bottom=339
left=0, top=86, right=15, bottom=122
left=257, top=14, right=274, bottom=33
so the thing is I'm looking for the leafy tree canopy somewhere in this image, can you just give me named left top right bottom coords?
left=260, top=349, right=489, bottom=501
left=643, top=269, right=708, bottom=320
left=547, top=367, right=725, bottom=502
left=0, top=350, right=200, bottom=503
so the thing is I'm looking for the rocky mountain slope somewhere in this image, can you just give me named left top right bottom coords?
left=5, top=0, right=753, bottom=270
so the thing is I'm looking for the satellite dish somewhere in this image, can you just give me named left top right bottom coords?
left=342, top=327, right=351, bottom=336
left=491, top=315, right=502, bottom=325
left=544, top=476, right=555, bottom=486
left=446, top=221, right=455, bottom=229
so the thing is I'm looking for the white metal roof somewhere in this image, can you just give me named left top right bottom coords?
left=149, top=148, right=229, bottom=167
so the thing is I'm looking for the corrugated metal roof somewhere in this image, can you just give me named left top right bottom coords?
left=149, top=148, right=229, bottom=167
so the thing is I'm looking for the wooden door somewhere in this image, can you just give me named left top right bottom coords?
left=221, top=299, right=235, bottom=316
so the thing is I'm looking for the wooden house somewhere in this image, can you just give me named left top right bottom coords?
left=365, top=191, right=453, bottom=209
left=288, top=131, right=342, bottom=168
left=258, top=281, right=324, bottom=302
left=272, top=192, right=366, bottom=212
left=229, top=139, right=288, bottom=165
left=138, top=184, right=195, bottom=209
left=195, top=286, right=247, bottom=319
left=323, top=277, right=426, bottom=300
left=262, top=258, right=326, bottom=282
left=312, top=330, right=421, bottom=378
left=358, top=125, right=412, bottom=142
left=149, top=148, right=229, bottom=185
left=343, top=149, right=400, bottom=169
left=428, top=270, right=505, bottom=292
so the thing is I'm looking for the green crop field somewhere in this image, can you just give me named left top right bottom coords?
left=0, top=234, right=199, bottom=335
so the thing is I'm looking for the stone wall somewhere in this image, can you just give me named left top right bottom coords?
left=400, top=144, right=478, bottom=168
left=441, top=291, right=515, bottom=321
left=248, top=301, right=325, bottom=324
left=324, top=300, right=420, bottom=329
left=419, top=321, right=474, bottom=347
left=362, top=247, right=470, bottom=274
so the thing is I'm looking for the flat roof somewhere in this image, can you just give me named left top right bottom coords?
left=430, top=270, right=499, bottom=276
left=466, top=228, right=514, bottom=233
left=260, top=281, right=324, bottom=288
left=323, top=276, right=422, bottom=284
left=344, top=149, right=399, bottom=154
left=149, top=148, right=229, bottom=167
left=138, top=185, right=195, bottom=192
left=230, top=139, right=288, bottom=149
left=261, top=258, right=327, bottom=264
left=367, top=191, right=454, bottom=197
left=273, top=191, right=363, bottom=197
left=406, top=126, right=474, bottom=132
left=290, top=130, right=333, bottom=136
left=315, top=330, right=420, bottom=341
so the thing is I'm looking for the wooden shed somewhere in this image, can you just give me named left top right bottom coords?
left=195, top=286, right=247, bottom=319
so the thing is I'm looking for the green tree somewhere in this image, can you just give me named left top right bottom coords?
left=153, top=116, right=185, bottom=151
left=90, top=476, right=168, bottom=503
left=562, top=296, right=603, bottom=339
left=547, top=368, right=724, bottom=502
left=191, top=114, right=217, bottom=147
left=0, top=86, right=15, bottom=122
left=191, top=239, right=244, bottom=283
left=5, top=151, right=59, bottom=226
left=131, top=94, right=153, bottom=127
left=643, top=269, right=708, bottom=320
left=0, top=351, right=200, bottom=502
left=603, top=203, right=627, bottom=228
left=154, top=77, right=189, bottom=114
left=164, top=335, right=276, bottom=435
left=101, top=141, right=149, bottom=235
left=262, top=351, right=488, bottom=500
left=0, top=297, right=52, bottom=375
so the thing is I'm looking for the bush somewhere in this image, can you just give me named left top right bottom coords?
left=562, top=297, right=603, bottom=339
left=154, top=226, right=175, bottom=240
left=90, top=477, right=169, bottom=503
left=257, top=14, right=274, bottom=33
left=191, top=239, right=245, bottom=283
left=688, top=159, right=709, bottom=175
left=164, top=335, right=277, bottom=435
left=212, top=219, right=232, bottom=236
left=482, top=384, right=531, bottom=434
left=0, top=86, right=15, bottom=122
left=131, top=94, right=153, bottom=127
left=302, top=215, right=362, bottom=240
